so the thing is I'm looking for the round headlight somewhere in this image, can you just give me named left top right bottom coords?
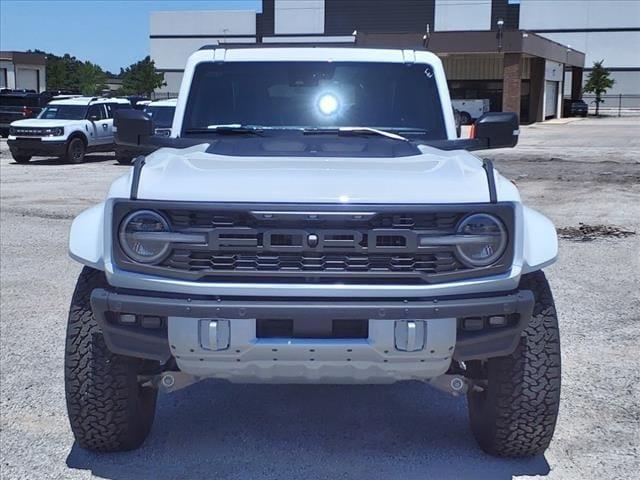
left=118, top=210, right=171, bottom=264
left=455, top=213, right=507, bottom=267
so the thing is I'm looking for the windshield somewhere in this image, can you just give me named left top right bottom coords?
left=39, top=104, right=87, bottom=120
left=183, top=61, right=447, bottom=139
left=144, top=105, right=175, bottom=128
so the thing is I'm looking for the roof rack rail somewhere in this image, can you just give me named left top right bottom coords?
left=198, top=40, right=219, bottom=50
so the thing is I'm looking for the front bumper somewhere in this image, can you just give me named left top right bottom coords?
left=8, top=138, right=67, bottom=156
left=91, top=288, right=534, bottom=383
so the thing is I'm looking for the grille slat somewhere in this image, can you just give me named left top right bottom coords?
left=164, top=251, right=459, bottom=275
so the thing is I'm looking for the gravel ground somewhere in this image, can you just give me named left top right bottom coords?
left=1, top=116, right=639, bottom=480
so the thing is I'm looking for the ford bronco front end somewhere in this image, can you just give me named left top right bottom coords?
left=65, top=47, right=560, bottom=457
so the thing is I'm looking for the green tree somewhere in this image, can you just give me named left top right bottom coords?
left=77, top=61, right=107, bottom=95
left=120, top=56, right=166, bottom=97
left=29, top=50, right=104, bottom=93
left=583, top=60, right=615, bottom=116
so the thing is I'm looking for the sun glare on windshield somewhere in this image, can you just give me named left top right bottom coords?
left=317, top=92, right=339, bottom=116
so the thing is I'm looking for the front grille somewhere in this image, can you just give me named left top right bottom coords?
left=113, top=202, right=515, bottom=284
left=165, top=251, right=460, bottom=275
left=166, top=210, right=460, bottom=231
left=10, top=127, right=44, bottom=137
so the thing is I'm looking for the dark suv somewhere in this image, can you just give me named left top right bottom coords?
left=563, top=99, right=588, bottom=117
left=0, top=90, right=54, bottom=136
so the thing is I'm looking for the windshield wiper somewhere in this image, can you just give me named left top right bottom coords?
left=303, top=126, right=409, bottom=141
left=184, top=124, right=265, bottom=135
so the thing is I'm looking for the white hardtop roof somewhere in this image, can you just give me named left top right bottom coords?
left=148, top=98, right=178, bottom=107
left=187, top=47, right=443, bottom=66
left=48, top=96, right=131, bottom=106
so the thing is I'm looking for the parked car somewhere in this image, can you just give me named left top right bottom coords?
left=7, top=96, right=131, bottom=163
left=0, top=90, right=52, bottom=137
left=563, top=98, right=588, bottom=117
left=68, top=46, right=560, bottom=458
left=124, top=96, right=150, bottom=110
left=143, top=98, right=177, bottom=137
left=451, top=99, right=490, bottom=125
left=114, top=98, right=177, bottom=164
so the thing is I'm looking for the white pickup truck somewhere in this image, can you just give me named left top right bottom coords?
left=8, top=96, right=131, bottom=163
left=66, top=47, right=560, bottom=457
left=452, top=99, right=491, bottom=125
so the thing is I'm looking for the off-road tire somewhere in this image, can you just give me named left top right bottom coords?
left=66, top=137, right=86, bottom=164
left=467, top=270, right=561, bottom=457
left=116, top=155, right=133, bottom=165
left=459, top=111, right=473, bottom=125
left=65, top=267, right=157, bottom=452
left=12, top=154, right=31, bottom=163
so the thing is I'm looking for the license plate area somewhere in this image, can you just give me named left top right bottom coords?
left=256, top=318, right=369, bottom=339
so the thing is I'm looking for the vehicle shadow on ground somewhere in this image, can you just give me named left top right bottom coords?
left=66, top=381, right=550, bottom=480
left=10, top=154, right=118, bottom=166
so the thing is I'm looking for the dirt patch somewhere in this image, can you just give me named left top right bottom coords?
left=557, top=223, right=636, bottom=241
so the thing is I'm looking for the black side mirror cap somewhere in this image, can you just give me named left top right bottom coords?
left=114, top=109, right=154, bottom=147
left=474, top=112, right=519, bottom=149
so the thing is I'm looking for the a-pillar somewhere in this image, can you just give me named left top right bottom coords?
left=502, top=53, right=522, bottom=120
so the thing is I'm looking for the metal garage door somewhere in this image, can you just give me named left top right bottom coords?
left=16, top=68, right=38, bottom=91
left=545, top=81, right=558, bottom=119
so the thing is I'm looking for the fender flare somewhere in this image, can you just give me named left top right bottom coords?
left=67, top=131, right=88, bottom=147
left=521, top=206, right=558, bottom=274
left=69, top=203, right=105, bottom=270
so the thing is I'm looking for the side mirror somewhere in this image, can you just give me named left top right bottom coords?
left=474, top=112, right=519, bottom=149
left=88, top=114, right=99, bottom=122
left=114, top=109, right=154, bottom=146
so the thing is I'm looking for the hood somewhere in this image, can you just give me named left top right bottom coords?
left=109, top=144, right=520, bottom=204
left=10, top=118, right=83, bottom=127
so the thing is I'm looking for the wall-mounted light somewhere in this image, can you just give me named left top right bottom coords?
left=496, top=18, right=505, bottom=52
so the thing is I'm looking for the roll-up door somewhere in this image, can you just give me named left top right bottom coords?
left=16, top=68, right=39, bottom=91
left=545, top=81, right=558, bottom=119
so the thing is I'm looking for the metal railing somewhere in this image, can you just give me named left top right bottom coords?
left=151, top=92, right=180, bottom=101
left=576, top=94, right=640, bottom=116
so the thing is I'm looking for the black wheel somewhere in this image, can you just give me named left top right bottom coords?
left=459, top=112, right=473, bottom=125
left=467, top=270, right=561, bottom=457
left=65, top=267, right=158, bottom=452
left=12, top=154, right=32, bottom=163
left=116, top=155, right=133, bottom=165
left=66, top=137, right=86, bottom=164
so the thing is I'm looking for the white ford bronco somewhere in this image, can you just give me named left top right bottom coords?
left=8, top=96, right=131, bottom=163
left=66, top=47, right=561, bottom=456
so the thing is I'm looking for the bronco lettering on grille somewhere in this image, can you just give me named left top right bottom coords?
left=208, top=228, right=417, bottom=253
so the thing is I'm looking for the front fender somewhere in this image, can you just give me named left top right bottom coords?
left=521, top=206, right=558, bottom=274
left=69, top=203, right=105, bottom=270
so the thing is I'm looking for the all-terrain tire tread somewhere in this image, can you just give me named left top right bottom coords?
left=64, top=267, right=156, bottom=452
left=469, top=270, right=561, bottom=457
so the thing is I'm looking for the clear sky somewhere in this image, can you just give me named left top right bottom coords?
left=0, top=0, right=261, bottom=73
